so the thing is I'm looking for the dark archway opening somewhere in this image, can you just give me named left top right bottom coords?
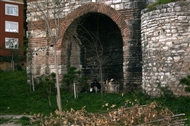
left=76, top=12, right=123, bottom=81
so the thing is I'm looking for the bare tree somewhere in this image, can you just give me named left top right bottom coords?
left=5, top=36, right=21, bottom=71
left=27, top=48, right=35, bottom=92
left=6, top=38, right=17, bottom=71
left=27, top=0, right=77, bottom=111
left=77, top=19, right=123, bottom=97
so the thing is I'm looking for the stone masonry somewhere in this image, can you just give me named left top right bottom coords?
left=27, top=0, right=190, bottom=96
left=27, top=0, right=145, bottom=90
left=27, top=0, right=146, bottom=90
left=141, top=1, right=190, bottom=96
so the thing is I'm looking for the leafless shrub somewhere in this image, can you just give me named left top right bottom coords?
left=31, top=102, right=186, bottom=126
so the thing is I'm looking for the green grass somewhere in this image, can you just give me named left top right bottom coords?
left=147, top=0, right=182, bottom=11
left=0, top=70, right=190, bottom=124
left=16, top=116, right=31, bottom=125
left=0, top=118, right=10, bottom=124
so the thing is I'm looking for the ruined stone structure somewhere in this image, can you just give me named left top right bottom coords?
left=27, top=0, right=190, bottom=96
left=27, top=0, right=145, bottom=90
left=141, top=1, right=190, bottom=96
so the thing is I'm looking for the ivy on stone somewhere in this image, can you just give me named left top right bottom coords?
left=180, top=71, right=190, bottom=93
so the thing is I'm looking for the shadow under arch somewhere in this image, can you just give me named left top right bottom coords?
left=58, top=2, right=129, bottom=47
left=58, top=2, right=131, bottom=91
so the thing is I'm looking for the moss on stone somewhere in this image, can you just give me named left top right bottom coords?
left=147, top=0, right=183, bottom=11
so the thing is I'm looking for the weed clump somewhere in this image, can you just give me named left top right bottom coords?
left=180, top=73, right=190, bottom=93
left=147, top=0, right=184, bottom=11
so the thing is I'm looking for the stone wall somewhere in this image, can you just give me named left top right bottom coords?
left=27, top=0, right=146, bottom=88
left=141, top=1, right=190, bottom=96
left=27, top=0, right=190, bottom=96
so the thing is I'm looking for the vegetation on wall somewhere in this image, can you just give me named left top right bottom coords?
left=180, top=71, right=190, bottom=93
left=147, top=0, right=184, bottom=11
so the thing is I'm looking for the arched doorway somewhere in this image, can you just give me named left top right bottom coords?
left=58, top=3, right=131, bottom=90
left=78, top=12, right=123, bottom=81
left=61, top=12, right=123, bottom=81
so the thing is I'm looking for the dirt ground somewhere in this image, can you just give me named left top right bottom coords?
left=0, top=115, right=32, bottom=126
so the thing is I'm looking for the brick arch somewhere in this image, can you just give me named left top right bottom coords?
left=58, top=2, right=128, bottom=47
left=58, top=2, right=131, bottom=87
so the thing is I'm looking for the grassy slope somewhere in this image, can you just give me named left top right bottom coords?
left=0, top=71, right=57, bottom=115
left=0, top=71, right=190, bottom=124
left=0, top=71, right=149, bottom=115
left=0, top=71, right=30, bottom=114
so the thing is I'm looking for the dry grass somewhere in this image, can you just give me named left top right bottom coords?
left=31, top=102, right=185, bottom=126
